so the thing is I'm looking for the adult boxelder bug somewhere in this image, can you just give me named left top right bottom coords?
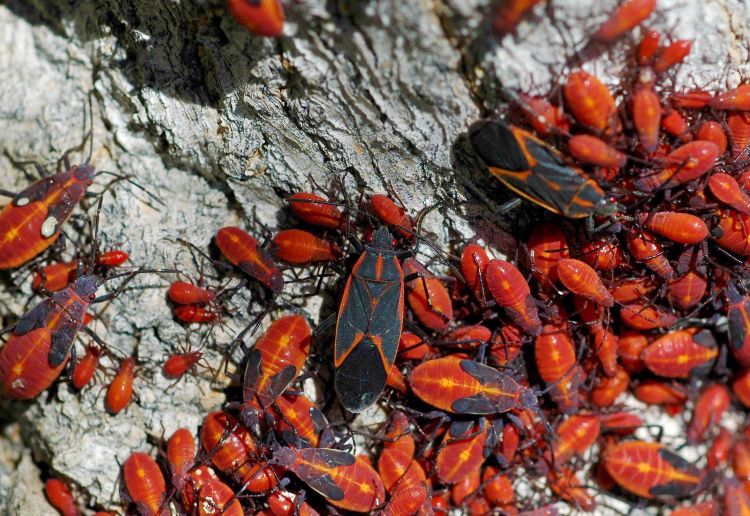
left=333, top=226, right=407, bottom=413
left=604, top=441, right=702, bottom=499
left=591, top=0, right=656, bottom=43
left=469, top=120, right=615, bottom=219
left=226, top=0, right=284, bottom=37
left=45, top=478, right=78, bottom=516
left=121, top=452, right=168, bottom=516
left=270, top=447, right=386, bottom=513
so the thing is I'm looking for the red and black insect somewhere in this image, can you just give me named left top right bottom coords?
left=470, top=120, right=616, bottom=219
left=333, top=226, right=406, bottom=413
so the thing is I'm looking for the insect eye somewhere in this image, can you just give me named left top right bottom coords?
left=89, top=294, right=96, bottom=301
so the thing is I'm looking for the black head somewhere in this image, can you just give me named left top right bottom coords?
left=270, top=447, right=296, bottom=467
left=74, top=163, right=96, bottom=183
left=73, top=274, right=99, bottom=300
left=371, top=226, right=394, bottom=251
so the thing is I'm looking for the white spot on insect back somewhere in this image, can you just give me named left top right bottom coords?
left=41, top=216, right=58, bottom=238
left=15, top=197, right=29, bottom=206
left=11, top=378, right=26, bottom=390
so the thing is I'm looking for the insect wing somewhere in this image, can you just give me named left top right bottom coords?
left=14, top=299, right=53, bottom=336
left=451, top=393, right=497, bottom=415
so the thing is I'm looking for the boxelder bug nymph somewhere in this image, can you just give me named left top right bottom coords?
left=604, top=441, right=702, bottom=500
left=226, top=0, right=285, bottom=38
left=333, top=226, right=406, bottom=413
left=121, top=452, right=169, bottom=516
left=469, top=120, right=616, bottom=219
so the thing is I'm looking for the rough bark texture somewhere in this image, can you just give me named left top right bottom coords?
left=0, top=0, right=748, bottom=513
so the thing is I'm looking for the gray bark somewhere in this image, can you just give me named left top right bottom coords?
left=0, top=0, right=748, bottom=512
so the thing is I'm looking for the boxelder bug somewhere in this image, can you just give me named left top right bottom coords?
left=332, top=226, right=406, bottom=413
left=45, top=478, right=78, bottom=516
left=469, top=120, right=616, bottom=219
left=270, top=446, right=386, bottom=513
left=604, top=441, right=702, bottom=500
left=591, top=0, right=656, bottom=43
left=121, top=452, right=168, bottom=516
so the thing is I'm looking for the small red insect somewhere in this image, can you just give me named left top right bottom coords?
left=580, top=239, right=625, bottom=272
left=638, top=212, right=708, bottom=244
left=707, top=427, right=732, bottom=469
left=611, top=277, right=656, bottom=304
left=460, top=243, right=490, bottom=300
left=516, top=93, right=571, bottom=136
left=95, top=249, right=129, bottom=267
left=727, top=285, right=750, bottom=366
left=106, top=356, right=135, bottom=414
left=626, top=231, right=674, bottom=279
left=527, top=222, right=569, bottom=285
left=557, top=258, right=614, bottom=307
left=708, top=173, right=750, bottom=215
left=593, top=326, right=619, bottom=377
left=551, top=415, right=601, bottom=465
left=637, top=29, right=660, bottom=64
left=122, top=452, right=168, bottom=516
left=45, top=478, right=78, bottom=516
left=687, top=384, right=730, bottom=443
left=288, top=192, right=346, bottom=230
left=173, top=304, right=221, bottom=325
left=32, top=261, right=79, bottom=293
left=273, top=392, right=328, bottom=448
left=652, top=40, right=692, bottom=73
left=591, top=0, right=657, bottom=42
left=168, top=281, right=216, bottom=305
left=670, top=89, right=713, bottom=109
left=642, top=328, right=718, bottom=378
left=436, top=424, right=489, bottom=485
left=163, top=350, right=204, bottom=380
left=712, top=209, right=750, bottom=256
left=215, top=226, right=284, bottom=294
left=733, top=369, right=750, bottom=408
left=631, top=86, right=661, bottom=152
left=534, top=324, right=580, bottom=412
left=370, top=194, right=414, bottom=239
left=547, top=467, right=596, bottom=512
left=633, top=379, right=688, bottom=408
left=200, top=411, right=277, bottom=492
left=403, top=258, right=453, bottom=331
left=564, top=71, right=617, bottom=133
left=568, top=135, right=627, bottom=168
left=272, top=229, right=342, bottom=264
left=710, top=84, right=750, bottom=111
left=667, top=271, right=707, bottom=311
left=660, top=110, right=689, bottom=139
left=492, top=0, right=544, bottom=37
left=197, top=477, right=244, bottom=516
left=226, top=0, right=284, bottom=37
left=727, top=111, right=750, bottom=158
left=636, top=141, right=720, bottom=192
left=591, top=366, right=629, bottom=407
left=485, top=259, right=542, bottom=335
left=604, top=441, right=701, bottom=499
left=482, top=467, right=516, bottom=511
left=696, top=121, right=728, bottom=155
left=72, top=344, right=102, bottom=389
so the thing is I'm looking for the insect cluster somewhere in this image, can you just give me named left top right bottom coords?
left=5, top=0, right=750, bottom=515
